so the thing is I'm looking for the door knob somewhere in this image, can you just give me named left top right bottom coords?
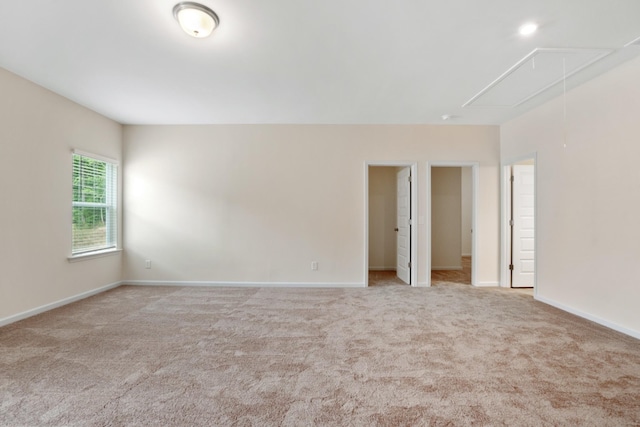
left=394, top=228, right=399, bottom=232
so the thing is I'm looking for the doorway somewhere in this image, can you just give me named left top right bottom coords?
left=365, top=163, right=417, bottom=287
left=502, top=157, right=536, bottom=290
left=426, top=162, right=478, bottom=287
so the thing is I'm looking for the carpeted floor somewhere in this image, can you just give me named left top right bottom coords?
left=368, top=270, right=409, bottom=287
left=431, top=256, right=472, bottom=286
left=1, top=283, right=639, bottom=426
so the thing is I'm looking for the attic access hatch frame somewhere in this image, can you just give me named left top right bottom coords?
left=463, top=48, right=614, bottom=108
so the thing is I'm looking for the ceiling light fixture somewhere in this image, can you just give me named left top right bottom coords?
left=518, top=22, right=538, bottom=37
left=173, top=2, right=219, bottom=38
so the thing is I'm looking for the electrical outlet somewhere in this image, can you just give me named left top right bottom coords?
left=145, top=259, right=151, bottom=269
left=311, top=261, right=318, bottom=271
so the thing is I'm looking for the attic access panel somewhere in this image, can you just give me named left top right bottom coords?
left=463, top=48, right=613, bottom=108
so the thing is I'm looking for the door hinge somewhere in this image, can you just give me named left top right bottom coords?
left=509, top=219, right=514, bottom=227
left=509, top=264, right=514, bottom=271
left=510, top=176, right=515, bottom=182
left=408, top=175, right=412, bottom=182
left=408, top=219, right=412, bottom=226
left=408, top=262, right=412, bottom=268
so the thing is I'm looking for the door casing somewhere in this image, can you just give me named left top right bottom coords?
left=426, top=161, right=479, bottom=287
left=364, top=162, right=418, bottom=287
left=500, top=153, right=537, bottom=294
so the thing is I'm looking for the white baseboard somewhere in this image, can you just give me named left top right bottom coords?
left=461, top=253, right=471, bottom=257
left=474, top=281, right=500, bottom=287
left=124, top=280, right=365, bottom=288
left=0, top=281, right=123, bottom=327
left=535, top=295, right=640, bottom=340
left=368, top=267, right=397, bottom=271
left=416, top=282, right=431, bottom=287
left=431, top=266, right=463, bottom=271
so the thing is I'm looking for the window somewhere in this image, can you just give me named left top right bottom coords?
left=72, top=151, right=118, bottom=255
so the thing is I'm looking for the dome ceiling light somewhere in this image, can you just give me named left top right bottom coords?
left=173, top=2, right=219, bottom=38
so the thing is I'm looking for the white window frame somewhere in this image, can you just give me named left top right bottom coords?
left=70, top=150, right=119, bottom=258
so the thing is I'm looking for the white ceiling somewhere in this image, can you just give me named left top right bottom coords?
left=1, top=0, right=639, bottom=125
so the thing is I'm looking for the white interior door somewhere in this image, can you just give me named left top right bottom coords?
left=511, top=165, right=535, bottom=287
left=396, top=167, right=411, bottom=284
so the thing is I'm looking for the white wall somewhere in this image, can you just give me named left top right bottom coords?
left=0, top=68, right=123, bottom=322
left=368, top=167, right=397, bottom=270
left=431, top=167, right=462, bottom=269
left=501, top=55, right=640, bottom=336
left=123, top=125, right=500, bottom=286
left=461, top=167, right=473, bottom=256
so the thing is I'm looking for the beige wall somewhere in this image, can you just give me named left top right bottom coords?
left=123, top=125, right=500, bottom=286
left=461, top=167, right=473, bottom=256
left=431, top=167, right=462, bottom=269
left=368, top=167, right=398, bottom=270
left=0, top=68, right=123, bottom=322
left=4, top=49, right=637, bottom=338
left=501, top=55, right=640, bottom=336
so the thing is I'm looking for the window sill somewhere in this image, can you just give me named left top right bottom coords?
left=68, top=248, right=122, bottom=263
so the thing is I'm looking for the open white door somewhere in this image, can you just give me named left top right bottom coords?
left=511, top=165, right=535, bottom=287
left=396, top=167, right=411, bottom=284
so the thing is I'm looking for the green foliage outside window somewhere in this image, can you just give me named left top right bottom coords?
left=72, top=154, right=117, bottom=254
left=73, top=156, right=106, bottom=226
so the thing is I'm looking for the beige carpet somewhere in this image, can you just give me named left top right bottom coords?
left=1, top=283, right=639, bottom=426
left=431, top=256, right=472, bottom=286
